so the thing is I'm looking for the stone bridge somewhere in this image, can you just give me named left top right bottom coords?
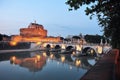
left=30, top=42, right=111, bottom=56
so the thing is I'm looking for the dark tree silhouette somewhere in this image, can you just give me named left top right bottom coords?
left=0, top=34, right=2, bottom=41
left=66, top=0, right=120, bottom=49
left=72, top=36, right=81, bottom=39
left=84, top=34, right=106, bottom=44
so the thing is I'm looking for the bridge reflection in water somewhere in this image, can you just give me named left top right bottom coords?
left=0, top=51, right=97, bottom=80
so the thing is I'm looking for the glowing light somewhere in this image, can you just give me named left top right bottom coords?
left=11, top=23, right=61, bottom=43
left=76, top=45, right=82, bottom=51
left=90, top=49, right=94, bottom=54
left=43, top=43, right=47, bottom=48
left=42, top=52, right=47, bottom=57
left=61, top=44, right=66, bottom=49
left=9, top=41, right=17, bottom=46
left=36, top=55, right=41, bottom=61
left=50, top=53, right=54, bottom=59
left=51, top=44, right=54, bottom=48
left=97, top=46, right=103, bottom=54
left=72, top=51, right=76, bottom=56
left=11, top=56, right=16, bottom=61
left=36, top=42, right=41, bottom=45
left=75, top=59, right=81, bottom=67
left=61, top=56, right=65, bottom=62
left=34, top=59, right=37, bottom=63
left=10, top=56, right=16, bottom=64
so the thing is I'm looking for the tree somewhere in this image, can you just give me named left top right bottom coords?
left=84, top=34, right=106, bottom=44
left=0, top=34, right=2, bottom=41
left=66, top=0, right=120, bottom=49
left=72, top=36, right=81, bottom=39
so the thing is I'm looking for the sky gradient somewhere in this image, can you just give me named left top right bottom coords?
left=0, top=0, right=103, bottom=37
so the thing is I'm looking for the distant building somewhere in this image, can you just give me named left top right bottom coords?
left=12, top=22, right=61, bottom=42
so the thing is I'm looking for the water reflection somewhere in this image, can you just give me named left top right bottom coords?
left=75, top=58, right=81, bottom=67
left=0, top=51, right=97, bottom=80
left=50, top=53, right=54, bottom=59
left=46, top=52, right=94, bottom=70
left=1, top=51, right=96, bottom=71
left=10, top=54, right=46, bottom=72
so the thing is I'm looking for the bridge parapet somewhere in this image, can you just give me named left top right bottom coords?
left=30, top=42, right=111, bottom=56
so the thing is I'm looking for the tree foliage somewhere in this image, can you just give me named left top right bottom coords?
left=66, top=0, right=120, bottom=49
left=0, top=34, right=2, bottom=41
left=84, top=34, right=106, bottom=44
left=72, top=36, right=81, bottom=39
left=0, top=33, right=10, bottom=41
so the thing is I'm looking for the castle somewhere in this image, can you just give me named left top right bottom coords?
left=11, top=22, right=61, bottom=43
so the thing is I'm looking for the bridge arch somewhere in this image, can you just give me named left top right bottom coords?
left=46, top=44, right=51, bottom=49
left=40, top=43, right=105, bottom=55
left=82, top=47, right=96, bottom=56
left=66, top=46, right=74, bottom=51
left=54, top=45, right=61, bottom=50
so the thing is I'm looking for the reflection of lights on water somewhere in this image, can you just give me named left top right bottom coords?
left=9, top=41, right=17, bottom=46
left=34, top=59, right=37, bottom=63
left=36, top=55, right=41, bottom=61
left=61, top=56, right=65, bottom=62
left=75, top=59, right=81, bottom=67
left=11, top=56, right=16, bottom=61
left=50, top=54, right=54, bottom=59
left=42, top=52, right=47, bottom=57
left=72, top=51, right=76, bottom=56
left=47, top=58, right=50, bottom=62
left=10, top=56, right=16, bottom=62
left=57, top=61, right=60, bottom=65
left=95, top=57, right=100, bottom=61
left=10, top=56, right=16, bottom=64
left=69, top=65, right=72, bottom=70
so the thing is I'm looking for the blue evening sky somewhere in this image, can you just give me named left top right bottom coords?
left=0, top=0, right=103, bottom=37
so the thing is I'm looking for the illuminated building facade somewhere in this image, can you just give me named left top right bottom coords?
left=20, top=23, right=47, bottom=38
left=12, top=22, right=61, bottom=42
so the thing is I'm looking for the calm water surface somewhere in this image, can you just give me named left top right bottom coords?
left=0, top=51, right=96, bottom=80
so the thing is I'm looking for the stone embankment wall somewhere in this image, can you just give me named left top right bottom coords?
left=0, top=42, right=31, bottom=50
left=80, top=49, right=119, bottom=80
